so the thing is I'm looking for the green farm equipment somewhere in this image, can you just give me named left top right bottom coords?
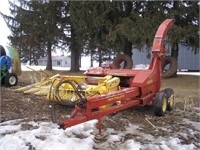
left=0, top=45, right=21, bottom=86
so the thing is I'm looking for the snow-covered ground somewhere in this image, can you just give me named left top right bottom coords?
left=1, top=64, right=199, bottom=150
left=0, top=109, right=199, bottom=150
left=0, top=120, right=97, bottom=150
left=177, top=72, right=200, bottom=76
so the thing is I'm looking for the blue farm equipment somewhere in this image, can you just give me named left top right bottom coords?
left=0, top=45, right=21, bottom=86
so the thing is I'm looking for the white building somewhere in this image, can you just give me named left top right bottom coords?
left=38, top=56, right=71, bottom=67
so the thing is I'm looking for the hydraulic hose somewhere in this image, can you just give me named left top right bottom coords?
left=49, top=79, right=87, bottom=106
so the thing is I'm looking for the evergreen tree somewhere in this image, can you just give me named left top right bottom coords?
left=70, top=1, right=130, bottom=66
left=165, top=1, right=199, bottom=59
left=2, top=0, right=198, bottom=71
left=1, top=0, right=70, bottom=70
left=101, top=1, right=199, bottom=62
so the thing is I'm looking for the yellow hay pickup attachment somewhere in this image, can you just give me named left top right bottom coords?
left=15, top=74, right=120, bottom=106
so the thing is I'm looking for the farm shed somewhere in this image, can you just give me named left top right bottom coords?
left=132, top=44, right=199, bottom=71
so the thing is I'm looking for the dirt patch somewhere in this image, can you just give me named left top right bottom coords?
left=0, top=71, right=199, bottom=142
left=0, top=71, right=84, bottom=122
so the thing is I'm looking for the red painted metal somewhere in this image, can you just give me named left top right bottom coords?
left=152, top=19, right=175, bottom=55
left=86, top=87, right=140, bottom=109
left=59, top=19, right=175, bottom=131
left=61, top=116, right=88, bottom=129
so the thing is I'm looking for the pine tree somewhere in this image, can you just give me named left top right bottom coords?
left=3, top=1, right=197, bottom=71
left=1, top=0, right=70, bottom=70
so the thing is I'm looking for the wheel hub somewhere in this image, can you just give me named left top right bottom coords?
left=9, top=76, right=16, bottom=85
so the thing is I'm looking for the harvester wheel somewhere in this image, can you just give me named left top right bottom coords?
left=162, top=56, right=177, bottom=78
left=154, top=91, right=167, bottom=116
left=1, top=78, right=5, bottom=85
left=112, top=54, right=133, bottom=69
left=164, top=88, right=174, bottom=111
left=5, top=73, right=18, bottom=87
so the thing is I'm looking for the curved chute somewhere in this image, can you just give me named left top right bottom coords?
left=152, top=19, right=175, bottom=54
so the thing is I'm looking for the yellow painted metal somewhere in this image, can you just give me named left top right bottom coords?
left=62, top=76, right=86, bottom=84
left=23, top=88, right=40, bottom=94
left=162, top=97, right=167, bottom=112
left=33, top=85, right=51, bottom=96
left=16, top=74, right=121, bottom=108
left=15, top=74, right=60, bottom=93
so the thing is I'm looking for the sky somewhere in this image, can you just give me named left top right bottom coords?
left=0, top=0, right=10, bottom=46
left=0, top=0, right=66, bottom=56
left=0, top=0, right=96, bottom=68
left=0, top=0, right=92, bottom=67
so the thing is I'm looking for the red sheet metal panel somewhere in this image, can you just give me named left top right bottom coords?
left=152, top=19, right=175, bottom=53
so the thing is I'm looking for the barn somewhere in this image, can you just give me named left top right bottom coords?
left=132, top=44, right=199, bottom=71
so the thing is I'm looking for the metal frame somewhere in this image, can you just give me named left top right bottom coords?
left=59, top=19, right=175, bottom=134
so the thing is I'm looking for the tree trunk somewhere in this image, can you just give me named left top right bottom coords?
left=123, top=41, right=132, bottom=57
left=123, top=40, right=133, bottom=67
left=171, top=42, right=179, bottom=76
left=171, top=42, right=179, bottom=60
left=29, top=47, right=32, bottom=65
left=46, top=41, right=52, bottom=70
left=46, top=4, right=53, bottom=71
left=90, top=50, right=94, bottom=67
left=98, top=48, right=102, bottom=67
left=70, top=27, right=80, bottom=72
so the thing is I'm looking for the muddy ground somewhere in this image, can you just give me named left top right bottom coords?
left=0, top=71, right=199, bottom=147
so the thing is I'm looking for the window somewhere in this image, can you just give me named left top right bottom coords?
left=57, top=61, right=61, bottom=66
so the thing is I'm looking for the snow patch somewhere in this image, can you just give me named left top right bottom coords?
left=182, top=118, right=200, bottom=131
left=0, top=124, right=21, bottom=135
left=166, top=138, right=196, bottom=150
left=0, top=113, right=199, bottom=150
left=133, top=64, right=149, bottom=70
left=123, top=139, right=142, bottom=150
left=0, top=135, right=28, bottom=150
left=0, top=120, right=97, bottom=150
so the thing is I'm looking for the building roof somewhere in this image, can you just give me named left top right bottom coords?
left=38, top=56, right=70, bottom=61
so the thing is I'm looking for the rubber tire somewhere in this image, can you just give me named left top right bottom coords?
left=162, top=56, right=177, bottom=78
left=5, top=73, right=18, bottom=87
left=1, top=77, right=5, bottom=85
left=112, top=54, right=133, bottom=69
left=154, top=91, right=167, bottom=116
left=0, top=45, right=6, bottom=57
left=164, top=88, right=174, bottom=111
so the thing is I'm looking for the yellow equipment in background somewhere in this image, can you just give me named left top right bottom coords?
left=5, top=46, right=22, bottom=76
